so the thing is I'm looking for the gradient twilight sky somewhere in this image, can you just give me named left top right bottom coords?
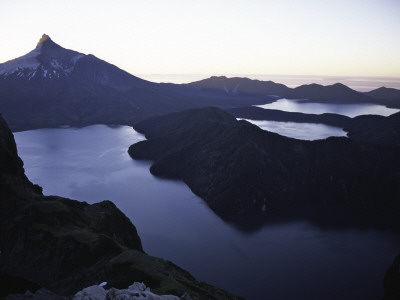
left=1, top=0, right=400, bottom=77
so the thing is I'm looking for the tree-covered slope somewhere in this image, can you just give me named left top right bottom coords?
left=129, top=107, right=400, bottom=215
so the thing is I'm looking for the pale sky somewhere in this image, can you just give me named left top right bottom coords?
left=1, top=0, right=400, bottom=77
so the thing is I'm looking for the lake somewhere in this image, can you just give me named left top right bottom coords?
left=241, top=119, right=347, bottom=140
left=14, top=125, right=400, bottom=300
left=256, top=98, right=399, bottom=117
left=241, top=98, right=399, bottom=139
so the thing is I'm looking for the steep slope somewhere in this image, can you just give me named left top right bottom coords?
left=129, top=107, right=400, bottom=215
left=0, top=114, right=239, bottom=299
left=384, top=254, right=400, bottom=300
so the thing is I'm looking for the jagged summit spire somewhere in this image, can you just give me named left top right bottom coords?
left=37, top=34, right=51, bottom=47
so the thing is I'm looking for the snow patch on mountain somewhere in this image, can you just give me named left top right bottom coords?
left=0, top=42, right=85, bottom=79
left=0, top=45, right=41, bottom=76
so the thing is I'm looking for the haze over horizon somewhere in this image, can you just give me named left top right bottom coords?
left=1, top=0, right=400, bottom=79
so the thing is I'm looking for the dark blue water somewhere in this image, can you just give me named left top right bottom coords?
left=14, top=125, right=400, bottom=300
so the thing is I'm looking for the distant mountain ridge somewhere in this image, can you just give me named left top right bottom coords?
left=188, top=76, right=291, bottom=97
left=365, top=86, right=400, bottom=100
left=1, top=34, right=399, bottom=131
left=188, top=76, right=400, bottom=107
left=286, top=82, right=373, bottom=103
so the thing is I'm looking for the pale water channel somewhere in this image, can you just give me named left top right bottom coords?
left=241, top=119, right=347, bottom=140
left=256, top=98, right=399, bottom=117
left=14, top=124, right=400, bottom=300
left=240, top=98, right=399, bottom=140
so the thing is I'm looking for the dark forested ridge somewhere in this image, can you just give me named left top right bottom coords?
left=129, top=107, right=400, bottom=215
left=0, top=114, right=240, bottom=299
left=344, top=111, right=400, bottom=146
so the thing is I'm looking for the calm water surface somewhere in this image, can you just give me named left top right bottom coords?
left=257, top=98, right=399, bottom=117
left=14, top=125, right=399, bottom=300
left=242, top=119, right=347, bottom=140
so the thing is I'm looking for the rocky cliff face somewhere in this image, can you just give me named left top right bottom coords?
left=384, top=255, right=400, bottom=300
left=0, top=114, right=239, bottom=299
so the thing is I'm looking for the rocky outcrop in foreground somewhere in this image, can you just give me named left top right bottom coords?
left=0, top=114, right=239, bottom=299
left=383, top=255, right=400, bottom=300
left=4, top=282, right=190, bottom=300
left=73, top=282, right=190, bottom=300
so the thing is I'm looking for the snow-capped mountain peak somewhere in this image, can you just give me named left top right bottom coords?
left=0, top=34, right=84, bottom=79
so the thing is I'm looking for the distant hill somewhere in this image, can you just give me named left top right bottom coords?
left=188, top=76, right=291, bottom=97
left=286, top=83, right=373, bottom=103
left=364, top=87, right=400, bottom=108
left=365, top=87, right=400, bottom=100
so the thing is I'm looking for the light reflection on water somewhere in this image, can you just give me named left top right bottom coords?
left=14, top=125, right=399, bottom=300
left=242, top=119, right=347, bottom=140
left=256, top=98, right=399, bottom=117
